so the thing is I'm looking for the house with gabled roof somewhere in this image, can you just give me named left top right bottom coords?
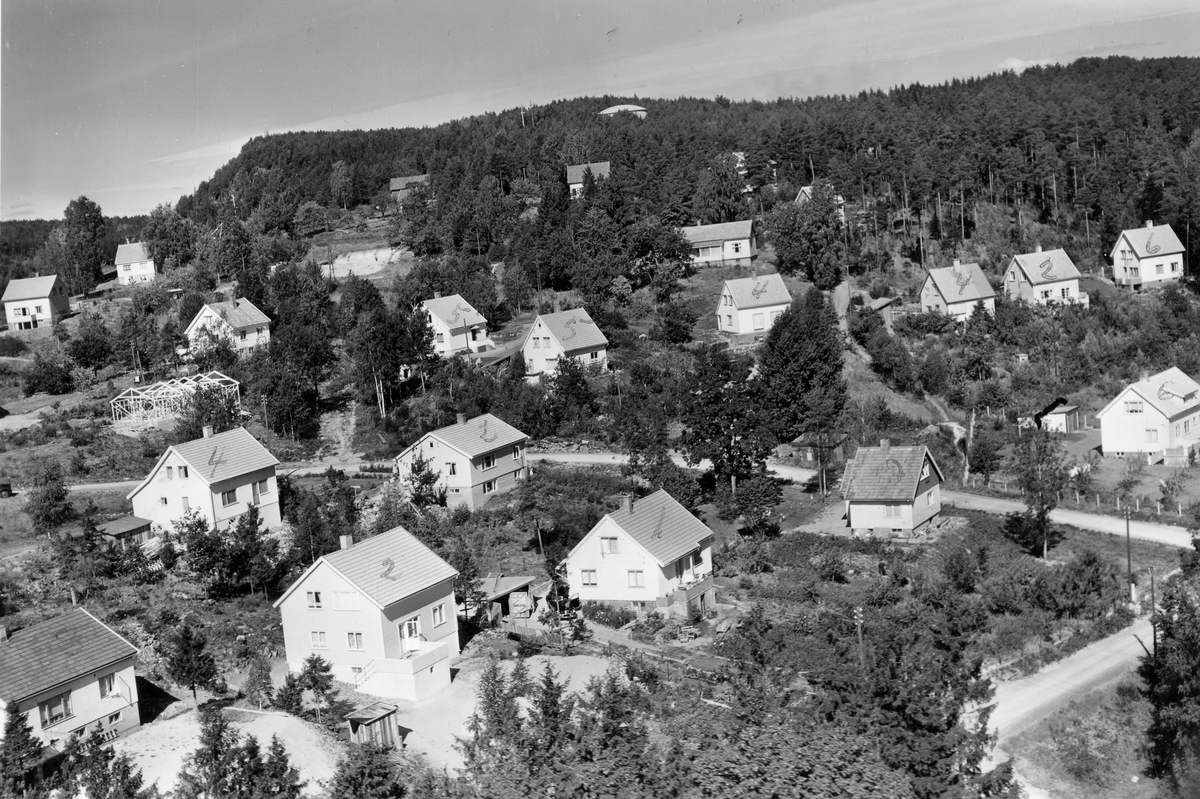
left=111, top=242, right=157, bottom=286
left=0, top=608, right=140, bottom=751
left=422, top=293, right=493, bottom=356
left=520, top=307, right=608, bottom=379
left=795, top=185, right=846, bottom=224
left=841, top=440, right=944, bottom=533
left=1097, top=368, right=1200, bottom=465
left=716, top=273, right=792, bottom=343
left=127, top=426, right=281, bottom=535
left=393, top=413, right=528, bottom=510
left=564, top=490, right=716, bottom=618
left=274, top=527, right=459, bottom=701
left=1110, top=221, right=1185, bottom=290
left=566, top=162, right=611, bottom=198
left=682, top=220, right=756, bottom=268
left=1004, top=246, right=1088, bottom=307
left=919, top=260, right=996, bottom=322
left=2, top=275, right=70, bottom=332
left=185, top=298, right=271, bottom=354
left=389, top=174, right=430, bottom=205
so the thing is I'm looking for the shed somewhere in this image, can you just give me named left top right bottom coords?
left=1042, top=404, right=1081, bottom=434
left=478, top=574, right=539, bottom=621
left=345, top=702, right=401, bottom=746
left=97, top=516, right=154, bottom=550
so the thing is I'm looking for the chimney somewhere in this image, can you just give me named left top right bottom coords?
left=1140, top=370, right=1149, bottom=383
left=202, top=425, right=214, bottom=439
left=952, top=259, right=961, bottom=267
left=339, top=534, right=354, bottom=550
left=456, top=412, right=467, bottom=425
left=70, top=586, right=78, bottom=605
left=880, top=439, right=890, bottom=452
left=434, top=290, right=442, bottom=299
left=553, top=298, right=562, bottom=314
left=0, top=626, right=7, bottom=642
left=1035, top=245, right=1042, bottom=253
left=621, top=494, right=633, bottom=514
left=232, top=299, right=239, bottom=308
left=1145, top=220, right=1154, bottom=229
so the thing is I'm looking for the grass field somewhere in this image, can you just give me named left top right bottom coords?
left=0, top=487, right=131, bottom=559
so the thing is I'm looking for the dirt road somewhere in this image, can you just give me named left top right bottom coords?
left=529, top=451, right=817, bottom=485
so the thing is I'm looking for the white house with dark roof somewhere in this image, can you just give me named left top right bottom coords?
left=185, top=298, right=271, bottom=354
left=0, top=608, right=140, bottom=751
left=564, top=489, right=716, bottom=618
left=274, top=527, right=459, bottom=701
left=716, top=273, right=792, bottom=343
left=1097, top=368, right=1200, bottom=464
left=520, top=307, right=608, bottom=379
left=919, top=260, right=996, bottom=322
left=128, top=426, right=281, bottom=534
left=1003, top=246, right=1089, bottom=307
left=422, top=294, right=493, bottom=356
left=682, top=220, right=756, bottom=268
left=112, top=242, right=157, bottom=285
left=2, top=275, right=70, bottom=332
left=841, top=440, right=943, bottom=533
left=389, top=174, right=429, bottom=205
left=1110, top=221, right=1186, bottom=290
left=393, top=413, right=528, bottom=510
left=566, top=162, right=611, bottom=198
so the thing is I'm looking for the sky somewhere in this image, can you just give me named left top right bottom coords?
left=2, top=0, right=1199, bottom=221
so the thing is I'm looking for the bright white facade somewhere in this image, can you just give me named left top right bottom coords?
left=393, top=413, right=528, bottom=510
left=113, top=242, right=157, bottom=285
left=682, top=220, right=756, bottom=268
left=2, top=275, right=70, bottom=332
left=566, top=162, right=611, bottom=198
left=520, top=307, right=608, bottom=379
left=1097, top=368, right=1200, bottom=463
left=185, top=298, right=271, bottom=354
left=1110, top=222, right=1186, bottom=290
left=716, top=273, right=791, bottom=342
left=1003, top=246, right=1089, bottom=307
left=920, top=260, right=996, bottom=322
left=422, top=294, right=492, bottom=356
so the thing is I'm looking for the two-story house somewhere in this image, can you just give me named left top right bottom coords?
left=1097, top=367, right=1200, bottom=465
left=520, top=308, right=608, bottom=379
left=841, top=440, right=944, bottom=533
left=682, top=220, right=756, bottom=268
left=1110, top=221, right=1186, bottom=290
left=716, top=273, right=792, bottom=343
left=127, top=426, right=281, bottom=535
left=919, top=261, right=996, bottom=322
left=393, top=413, right=528, bottom=510
left=566, top=162, right=611, bottom=198
left=274, top=528, right=459, bottom=701
left=112, top=243, right=157, bottom=286
left=1003, top=246, right=1089, bottom=308
left=564, top=490, right=716, bottom=618
left=422, top=294, right=492, bottom=356
left=2, top=275, right=70, bottom=332
left=0, top=608, right=140, bottom=752
left=185, top=298, right=271, bottom=355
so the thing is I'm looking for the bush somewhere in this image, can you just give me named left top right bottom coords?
left=629, top=612, right=667, bottom=642
left=581, top=601, right=637, bottom=629
left=23, top=354, right=74, bottom=396
left=0, top=335, right=28, bottom=357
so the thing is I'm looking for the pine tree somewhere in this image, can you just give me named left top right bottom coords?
left=274, top=674, right=305, bottom=716
left=262, top=736, right=305, bottom=799
left=526, top=663, right=575, bottom=756
left=175, top=705, right=239, bottom=799
left=300, top=654, right=333, bottom=722
left=1, top=702, right=43, bottom=797
left=244, top=655, right=275, bottom=710
left=326, top=743, right=404, bottom=799
left=167, top=624, right=219, bottom=701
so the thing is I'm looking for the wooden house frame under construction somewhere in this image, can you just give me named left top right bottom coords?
left=110, top=371, right=240, bottom=426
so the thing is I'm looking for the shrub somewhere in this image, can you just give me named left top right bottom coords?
left=0, top=335, right=28, bottom=357
left=581, top=601, right=637, bottom=629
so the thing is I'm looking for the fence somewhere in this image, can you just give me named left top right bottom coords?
left=962, top=476, right=1189, bottom=521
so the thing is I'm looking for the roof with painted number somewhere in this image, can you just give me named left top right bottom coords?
left=128, top=427, right=279, bottom=500
left=722, top=273, right=791, bottom=310
left=565, top=162, right=611, bottom=185
left=186, top=298, right=271, bottom=335
left=0, top=608, right=138, bottom=703
left=1098, top=367, right=1200, bottom=420
left=1112, top=223, right=1185, bottom=259
left=523, top=308, right=609, bottom=355
left=1, top=275, right=61, bottom=303
left=422, top=294, right=486, bottom=331
left=583, top=489, right=713, bottom=567
left=274, top=526, right=457, bottom=611
left=1009, top=248, right=1081, bottom=285
left=924, top=263, right=995, bottom=305
left=114, top=242, right=151, bottom=266
left=842, top=444, right=943, bottom=502
left=409, top=413, right=528, bottom=460
left=682, top=220, right=754, bottom=247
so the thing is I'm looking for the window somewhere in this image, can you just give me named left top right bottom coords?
left=180, top=466, right=189, bottom=478
left=632, top=601, right=648, bottom=613
left=436, top=333, right=445, bottom=343
left=403, top=617, right=420, bottom=639
left=1145, top=429, right=1159, bottom=443
left=182, top=497, right=190, bottom=512
left=449, top=488, right=461, bottom=494
left=732, top=242, right=742, bottom=254
left=350, top=667, right=362, bottom=676
left=159, top=497, right=168, bottom=506
left=1131, top=267, right=1140, bottom=278
left=447, top=463, right=457, bottom=475
left=34, top=305, right=42, bottom=314
left=99, top=673, right=116, bottom=697
left=166, top=466, right=174, bottom=479
left=1186, top=421, right=1192, bottom=434
left=600, top=537, right=619, bottom=554
left=921, top=463, right=931, bottom=480
left=628, top=570, right=645, bottom=588
left=483, top=480, right=496, bottom=494
left=726, top=314, right=733, bottom=326
left=533, top=337, right=541, bottom=348
left=107, top=712, right=121, bottom=725
left=589, top=351, right=598, bottom=360
left=346, top=632, right=364, bottom=650
left=581, top=569, right=597, bottom=586
left=542, top=337, right=550, bottom=347
left=752, top=313, right=765, bottom=330
left=1126, top=401, right=1143, bottom=414
left=1061, top=287, right=1071, bottom=298
left=482, top=454, right=495, bottom=469
left=40, top=692, right=73, bottom=727
left=333, top=591, right=360, bottom=611
left=770, top=311, right=782, bottom=323
left=122, top=264, right=131, bottom=272
left=1172, top=262, right=1180, bottom=272
left=306, top=591, right=322, bottom=609
left=221, top=489, right=237, bottom=507
left=239, top=330, right=247, bottom=341
left=1041, top=290, right=1051, bottom=299
left=310, top=631, right=327, bottom=648
left=432, top=603, right=446, bottom=626
left=1157, top=264, right=1164, bottom=275
left=255, top=479, right=271, bottom=496
left=1008, top=271, right=1016, bottom=282
left=884, top=505, right=901, bottom=518
left=927, top=492, right=935, bottom=506
left=512, top=445, right=521, bottom=460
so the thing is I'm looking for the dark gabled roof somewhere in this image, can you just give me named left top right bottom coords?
left=114, top=242, right=150, bottom=266
left=98, top=516, right=152, bottom=537
left=415, top=413, right=528, bottom=460
left=925, top=263, right=995, bottom=306
left=1, top=275, right=61, bottom=303
left=599, top=489, right=713, bottom=567
left=1010, top=248, right=1081, bottom=285
left=1114, top=223, right=1185, bottom=259
left=723, top=273, right=791, bottom=310
left=843, top=444, right=942, bottom=502
left=423, top=294, right=486, bottom=331
left=566, top=162, right=611, bottom=185
left=682, top=220, right=754, bottom=247
left=0, top=608, right=137, bottom=703
left=524, top=308, right=609, bottom=355
left=390, top=175, right=429, bottom=203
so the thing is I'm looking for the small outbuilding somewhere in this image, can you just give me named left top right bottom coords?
left=1041, top=403, right=1082, bottom=434
left=345, top=702, right=402, bottom=747
left=566, top=162, right=611, bottom=198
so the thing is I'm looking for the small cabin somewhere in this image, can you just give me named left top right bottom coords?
left=345, top=702, right=401, bottom=747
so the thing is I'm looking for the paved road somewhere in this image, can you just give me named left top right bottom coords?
left=529, top=451, right=818, bottom=485
left=67, top=479, right=141, bottom=493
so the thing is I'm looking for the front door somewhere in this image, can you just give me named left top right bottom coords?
left=401, top=616, right=421, bottom=654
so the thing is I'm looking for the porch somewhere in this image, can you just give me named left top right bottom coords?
left=353, top=641, right=451, bottom=701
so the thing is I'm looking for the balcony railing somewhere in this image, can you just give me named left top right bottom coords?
left=354, top=641, right=450, bottom=688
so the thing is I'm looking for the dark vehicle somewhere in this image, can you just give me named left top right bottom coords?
left=0, top=481, right=11, bottom=498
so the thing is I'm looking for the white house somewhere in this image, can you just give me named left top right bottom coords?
left=185, top=298, right=271, bottom=354
left=274, top=527, right=459, bottom=701
left=795, top=185, right=846, bottom=224
left=566, top=162, right=611, bottom=198
left=564, top=490, right=716, bottom=618
left=520, top=307, right=608, bottom=379
left=1003, top=246, right=1089, bottom=307
left=422, top=294, right=493, bottom=356
left=113, top=242, right=157, bottom=285
left=393, top=413, right=528, bottom=511
left=1110, top=221, right=1186, bottom=290
left=919, top=260, right=996, bottom=322
left=841, top=440, right=944, bottom=533
left=128, top=426, right=281, bottom=535
left=0, top=608, right=140, bottom=751
left=1097, top=367, right=1200, bottom=465
left=682, top=220, right=756, bottom=268
left=716, top=273, right=792, bottom=343
left=2, top=275, right=70, bottom=332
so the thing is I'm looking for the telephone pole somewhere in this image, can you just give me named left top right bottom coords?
left=853, top=606, right=866, bottom=671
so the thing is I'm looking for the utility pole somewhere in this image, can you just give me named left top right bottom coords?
left=1126, top=509, right=1135, bottom=603
left=853, top=606, right=866, bottom=671
left=1150, top=566, right=1157, bottom=659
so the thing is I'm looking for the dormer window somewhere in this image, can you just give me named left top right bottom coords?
left=921, top=463, right=931, bottom=480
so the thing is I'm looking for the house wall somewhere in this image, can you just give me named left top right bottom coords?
left=522, top=319, right=607, bottom=378
left=1043, top=410, right=1081, bottom=434
left=117, top=260, right=157, bottom=285
left=380, top=578, right=460, bottom=657
left=131, top=452, right=280, bottom=535
left=848, top=476, right=941, bottom=531
left=0, top=657, right=140, bottom=749
left=279, top=563, right=386, bottom=681
left=716, top=301, right=788, bottom=337
left=1003, top=264, right=1083, bottom=306
left=394, top=436, right=528, bottom=511
left=427, top=314, right=489, bottom=357
left=4, top=292, right=69, bottom=331
left=1113, top=237, right=1185, bottom=288
left=1100, top=390, right=1200, bottom=455
left=690, top=237, right=755, bottom=268
left=920, top=280, right=947, bottom=315
left=942, top=297, right=995, bottom=322
left=188, top=308, right=271, bottom=353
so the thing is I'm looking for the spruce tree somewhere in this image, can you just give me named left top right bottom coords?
left=326, top=743, right=404, bottom=799
left=243, top=655, right=275, bottom=710
left=274, top=674, right=305, bottom=716
left=1, top=702, right=43, bottom=796
left=262, top=736, right=305, bottom=799
left=175, top=706, right=239, bottom=799
left=300, top=654, right=333, bottom=722
left=167, top=624, right=218, bottom=701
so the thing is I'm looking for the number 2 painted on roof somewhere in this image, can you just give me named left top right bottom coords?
left=380, top=558, right=397, bottom=580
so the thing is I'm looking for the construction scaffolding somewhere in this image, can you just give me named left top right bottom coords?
left=110, top=371, right=240, bottom=426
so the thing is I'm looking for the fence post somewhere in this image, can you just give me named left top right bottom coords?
left=1075, top=489, right=1080, bottom=505
left=1096, top=494, right=1100, bottom=507
left=1157, top=502, right=1161, bottom=514
left=1181, top=502, right=1184, bottom=517
left=1136, top=498, right=1140, bottom=512
left=1117, top=496, right=1121, bottom=511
